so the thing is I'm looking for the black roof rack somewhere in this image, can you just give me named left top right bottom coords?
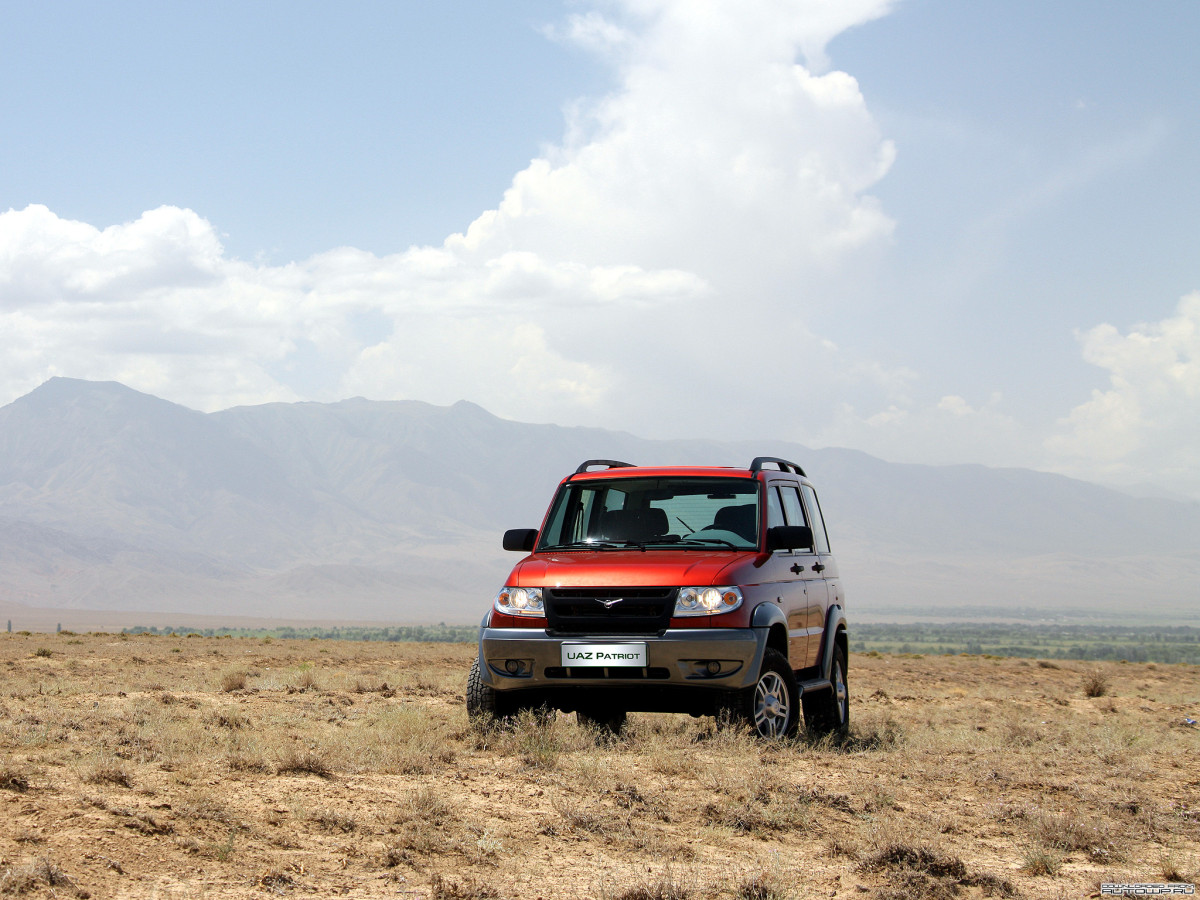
left=574, top=459, right=636, bottom=474
left=749, top=457, right=806, bottom=477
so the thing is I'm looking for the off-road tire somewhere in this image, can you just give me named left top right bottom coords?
left=467, top=656, right=504, bottom=725
left=803, top=643, right=849, bottom=737
left=468, top=657, right=554, bottom=726
left=725, top=648, right=800, bottom=739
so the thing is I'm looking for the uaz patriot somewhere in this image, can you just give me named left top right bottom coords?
left=467, top=458, right=848, bottom=739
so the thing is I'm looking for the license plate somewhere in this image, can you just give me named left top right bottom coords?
left=561, top=642, right=649, bottom=667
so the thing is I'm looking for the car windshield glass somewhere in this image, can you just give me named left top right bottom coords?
left=538, top=477, right=760, bottom=551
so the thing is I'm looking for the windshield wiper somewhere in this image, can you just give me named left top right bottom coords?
left=673, top=537, right=742, bottom=549
left=540, top=540, right=646, bottom=551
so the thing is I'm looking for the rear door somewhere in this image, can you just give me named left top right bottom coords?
left=753, top=484, right=808, bottom=669
left=800, top=483, right=837, bottom=665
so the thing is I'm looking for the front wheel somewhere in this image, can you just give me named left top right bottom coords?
left=803, top=643, right=849, bottom=737
left=466, top=655, right=501, bottom=725
left=467, top=656, right=552, bottom=727
left=725, top=648, right=799, bottom=739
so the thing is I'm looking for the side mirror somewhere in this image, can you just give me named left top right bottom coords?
left=766, top=525, right=813, bottom=552
left=502, top=528, right=538, bottom=552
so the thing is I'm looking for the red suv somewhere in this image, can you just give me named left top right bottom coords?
left=467, top=458, right=848, bottom=738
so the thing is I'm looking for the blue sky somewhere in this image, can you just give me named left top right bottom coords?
left=1, top=2, right=601, bottom=258
left=2, top=0, right=1198, bottom=499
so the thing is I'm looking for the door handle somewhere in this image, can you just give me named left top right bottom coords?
left=790, top=563, right=805, bottom=574
left=812, top=563, right=825, bottom=572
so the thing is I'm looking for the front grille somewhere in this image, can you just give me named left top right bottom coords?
left=545, top=586, right=676, bottom=636
left=545, top=666, right=671, bottom=680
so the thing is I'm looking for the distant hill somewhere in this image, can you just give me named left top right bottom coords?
left=1, top=378, right=1197, bottom=624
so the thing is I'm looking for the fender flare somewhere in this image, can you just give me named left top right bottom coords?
left=819, top=604, right=848, bottom=680
left=749, top=601, right=789, bottom=666
left=750, top=601, right=788, bottom=631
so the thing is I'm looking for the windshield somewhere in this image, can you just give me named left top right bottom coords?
left=537, top=477, right=760, bottom=551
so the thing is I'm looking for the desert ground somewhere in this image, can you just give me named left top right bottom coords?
left=1, top=632, right=1198, bottom=899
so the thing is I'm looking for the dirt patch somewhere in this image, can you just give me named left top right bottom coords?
left=1, top=633, right=1198, bottom=898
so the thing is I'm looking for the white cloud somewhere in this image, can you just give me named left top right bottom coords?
left=453, top=0, right=897, bottom=292
left=4, top=2, right=1195, bottom=502
left=0, top=204, right=703, bottom=420
left=1047, top=292, right=1200, bottom=496
left=0, top=0, right=899, bottom=438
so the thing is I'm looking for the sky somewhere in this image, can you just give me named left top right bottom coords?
left=2, top=0, right=1198, bottom=499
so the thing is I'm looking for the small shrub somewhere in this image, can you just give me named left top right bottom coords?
left=606, top=871, right=693, bottom=900
left=509, top=709, right=567, bottom=769
left=400, top=785, right=451, bottom=822
left=1022, top=847, right=1064, bottom=876
left=275, top=748, right=333, bottom=778
left=33, top=648, right=52, bottom=658
left=736, top=869, right=794, bottom=900
left=211, top=708, right=248, bottom=729
left=860, top=843, right=967, bottom=880
left=1158, top=850, right=1191, bottom=883
left=85, top=761, right=134, bottom=788
left=860, top=840, right=1017, bottom=899
left=1030, top=809, right=1114, bottom=857
left=309, top=807, right=358, bottom=832
left=257, top=871, right=295, bottom=890
left=1, top=768, right=31, bottom=792
left=1082, top=670, right=1110, bottom=698
left=702, top=792, right=812, bottom=835
left=204, top=829, right=237, bottom=862
left=225, top=751, right=269, bottom=773
left=429, top=873, right=501, bottom=899
left=289, top=666, right=320, bottom=692
left=219, top=670, right=247, bottom=692
left=0, top=856, right=78, bottom=896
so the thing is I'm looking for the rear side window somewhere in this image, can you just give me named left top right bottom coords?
left=801, top=484, right=831, bottom=554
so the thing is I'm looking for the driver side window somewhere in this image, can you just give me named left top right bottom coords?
left=779, top=485, right=808, bottom=528
left=766, top=486, right=785, bottom=530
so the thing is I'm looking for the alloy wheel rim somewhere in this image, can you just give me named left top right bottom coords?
left=753, top=671, right=790, bottom=738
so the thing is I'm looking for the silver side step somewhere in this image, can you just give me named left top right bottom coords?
left=798, top=677, right=831, bottom=696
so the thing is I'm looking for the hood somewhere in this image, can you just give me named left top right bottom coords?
left=509, top=549, right=759, bottom=588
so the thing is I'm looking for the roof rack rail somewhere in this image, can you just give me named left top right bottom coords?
left=574, top=459, right=636, bottom=474
left=749, top=457, right=806, bottom=477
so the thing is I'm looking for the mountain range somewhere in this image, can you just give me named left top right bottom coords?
left=1, top=378, right=1197, bottom=625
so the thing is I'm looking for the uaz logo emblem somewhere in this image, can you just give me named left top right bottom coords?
left=595, top=597, right=624, bottom=609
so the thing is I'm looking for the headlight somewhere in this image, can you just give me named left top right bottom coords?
left=494, top=586, right=545, bottom=617
left=674, top=585, right=743, bottom=616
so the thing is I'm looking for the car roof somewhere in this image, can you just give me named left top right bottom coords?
left=568, top=465, right=757, bottom=481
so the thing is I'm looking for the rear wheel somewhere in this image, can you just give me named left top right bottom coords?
left=725, top=648, right=799, bottom=739
left=803, top=643, right=849, bottom=737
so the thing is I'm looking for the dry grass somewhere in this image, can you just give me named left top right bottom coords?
left=274, top=748, right=334, bottom=778
left=1082, top=668, right=1111, bottom=698
left=0, top=855, right=82, bottom=897
left=218, top=669, right=248, bottom=692
left=0, top=631, right=1198, bottom=899
left=0, top=766, right=31, bottom=793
